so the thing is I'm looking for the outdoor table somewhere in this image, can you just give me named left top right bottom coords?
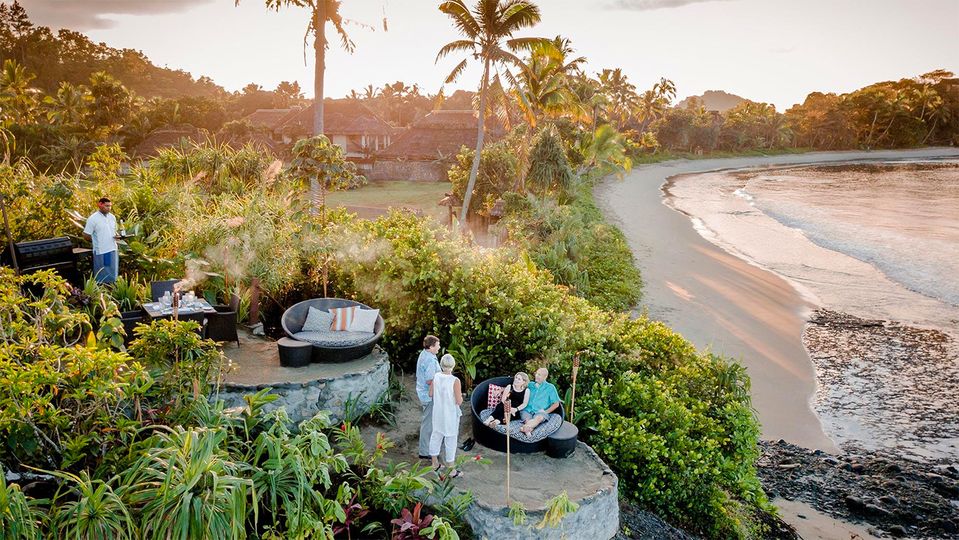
left=141, top=298, right=217, bottom=320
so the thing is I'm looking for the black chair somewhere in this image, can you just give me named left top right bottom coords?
left=150, top=279, right=178, bottom=301
left=205, top=305, right=239, bottom=346
left=280, top=298, right=384, bottom=362
left=174, top=311, right=207, bottom=337
left=470, top=377, right=566, bottom=454
left=119, top=309, right=146, bottom=347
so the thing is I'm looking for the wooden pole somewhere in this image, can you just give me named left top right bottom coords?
left=570, top=354, right=580, bottom=424
left=505, top=399, right=511, bottom=505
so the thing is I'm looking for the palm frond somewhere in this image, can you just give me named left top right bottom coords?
left=439, top=0, right=481, bottom=38
left=444, top=58, right=470, bottom=85
left=436, top=39, right=476, bottom=63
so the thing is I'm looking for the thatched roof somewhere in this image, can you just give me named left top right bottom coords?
left=376, top=110, right=497, bottom=161
left=244, top=109, right=293, bottom=130
left=134, top=126, right=205, bottom=158
left=275, top=100, right=394, bottom=136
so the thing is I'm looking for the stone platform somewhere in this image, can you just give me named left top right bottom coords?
left=459, top=442, right=619, bottom=540
left=217, top=334, right=390, bottom=423
left=359, top=376, right=620, bottom=540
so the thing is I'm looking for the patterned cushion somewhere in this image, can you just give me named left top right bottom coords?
left=292, top=330, right=374, bottom=347
left=301, top=306, right=334, bottom=332
left=329, top=306, right=358, bottom=332
left=487, top=385, right=505, bottom=410
left=479, top=409, right=563, bottom=443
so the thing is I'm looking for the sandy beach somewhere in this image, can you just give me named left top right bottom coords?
left=595, top=148, right=959, bottom=452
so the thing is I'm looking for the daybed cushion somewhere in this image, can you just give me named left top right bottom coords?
left=479, top=409, right=563, bottom=443
left=329, top=306, right=358, bottom=331
left=348, top=308, right=380, bottom=333
left=293, top=330, right=375, bottom=347
left=302, top=306, right=334, bottom=332
left=487, top=384, right=505, bottom=410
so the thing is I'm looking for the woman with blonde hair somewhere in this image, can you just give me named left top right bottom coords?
left=485, top=372, right=530, bottom=427
left=429, top=353, right=463, bottom=477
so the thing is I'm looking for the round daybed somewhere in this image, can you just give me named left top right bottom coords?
left=471, top=376, right=566, bottom=454
left=281, top=298, right=384, bottom=363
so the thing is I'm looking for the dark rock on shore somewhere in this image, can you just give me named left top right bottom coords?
left=759, top=439, right=959, bottom=539
left=615, top=500, right=800, bottom=540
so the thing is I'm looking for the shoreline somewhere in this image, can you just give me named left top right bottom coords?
left=594, top=147, right=959, bottom=452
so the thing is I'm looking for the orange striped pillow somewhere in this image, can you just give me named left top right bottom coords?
left=329, top=306, right=358, bottom=332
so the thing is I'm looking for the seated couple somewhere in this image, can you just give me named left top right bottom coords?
left=484, top=367, right=560, bottom=435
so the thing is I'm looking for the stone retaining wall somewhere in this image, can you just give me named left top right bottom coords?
left=216, top=348, right=391, bottom=423
left=369, top=160, right=448, bottom=182
left=465, top=443, right=620, bottom=540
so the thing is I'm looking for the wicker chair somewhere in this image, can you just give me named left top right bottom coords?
left=205, top=305, right=239, bottom=346
left=119, top=309, right=146, bottom=347
left=281, top=298, right=384, bottom=362
left=471, top=376, right=566, bottom=454
left=149, top=279, right=178, bottom=301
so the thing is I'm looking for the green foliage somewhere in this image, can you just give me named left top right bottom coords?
left=577, top=357, right=766, bottom=538
left=0, top=475, right=44, bottom=540
left=526, top=125, right=575, bottom=200
left=447, top=337, right=484, bottom=391
left=127, top=319, right=225, bottom=405
left=502, top=187, right=642, bottom=311
left=536, top=490, right=579, bottom=529
left=123, top=427, right=252, bottom=540
left=111, top=273, right=148, bottom=312
left=508, top=501, right=528, bottom=526
left=447, top=140, right=518, bottom=216
left=49, top=470, right=135, bottom=539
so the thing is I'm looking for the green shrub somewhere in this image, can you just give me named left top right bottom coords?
left=447, top=140, right=518, bottom=216
left=578, top=357, right=766, bottom=538
left=0, top=475, right=44, bottom=539
left=526, top=125, right=576, bottom=201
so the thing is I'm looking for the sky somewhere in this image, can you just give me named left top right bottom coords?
left=21, top=0, right=959, bottom=112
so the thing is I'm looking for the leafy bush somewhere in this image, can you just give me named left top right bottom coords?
left=448, top=140, right=518, bottom=216
left=578, top=358, right=766, bottom=538
left=0, top=475, right=44, bottom=539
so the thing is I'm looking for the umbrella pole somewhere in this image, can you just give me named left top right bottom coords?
left=505, top=399, right=511, bottom=505
left=570, top=354, right=580, bottom=423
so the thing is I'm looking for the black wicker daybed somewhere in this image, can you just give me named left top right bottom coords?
left=281, top=298, right=384, bottom=363
left=471, top=376, right=566, bottom=454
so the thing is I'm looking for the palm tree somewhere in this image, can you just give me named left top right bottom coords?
left=239, top=0, right=356, bottom=135
left=597, top=68, right=637, bottom=130
left=43, top=81, right=91, bottom=126
left=0, top=59, right=39, bottom=125
left=436, top=0, right=547, bottom=228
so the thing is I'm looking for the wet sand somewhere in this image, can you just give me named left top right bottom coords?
left=595, top=148, right=959, bottom=452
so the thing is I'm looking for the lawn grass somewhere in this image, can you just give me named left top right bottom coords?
left=327, top=180, right=450, bottom=221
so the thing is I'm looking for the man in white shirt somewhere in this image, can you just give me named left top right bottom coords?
left=83, top=197, right=119, bottom=284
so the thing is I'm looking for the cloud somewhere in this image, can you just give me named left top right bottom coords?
left=606, top=0, right=735, bottom=10
left=18, top=0, right=214, bottom=30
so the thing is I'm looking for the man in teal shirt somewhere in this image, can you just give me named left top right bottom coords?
left=520, top=367, right=560, bottom=435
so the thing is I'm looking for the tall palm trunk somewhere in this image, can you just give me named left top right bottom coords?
left=459, top=57, right=490, bottom=229
left=312, top=2, right=327, bottom=135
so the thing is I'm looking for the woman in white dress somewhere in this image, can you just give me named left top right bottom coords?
left=429, top=353, right=463, bottom=477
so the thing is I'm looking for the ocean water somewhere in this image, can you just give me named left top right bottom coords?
left=667, top=160, right=959, bottom=459
left=742, top=162, right=959, bottom=310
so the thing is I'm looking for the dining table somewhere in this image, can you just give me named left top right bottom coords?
left=141, top=298, right=217, bottom=320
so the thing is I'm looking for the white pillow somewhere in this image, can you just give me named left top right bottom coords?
left=301, top=306, right=334, bottom=332
left=348, top=308, right=379, bottom=333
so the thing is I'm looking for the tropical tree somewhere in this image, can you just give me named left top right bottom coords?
left=597, top=68, right=637, bottom=130
left=0, top=58, right=38, bottom=125
left=43, top=81, right=91, bottom=127
left=436, top=0, right=547, bottom=228
left=240, top=0, right=358, bottom=135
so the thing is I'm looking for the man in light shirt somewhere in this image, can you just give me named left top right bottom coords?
left=83, top=197, right=120, bottom=284
left=416, top=334, right=441, bottom=459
